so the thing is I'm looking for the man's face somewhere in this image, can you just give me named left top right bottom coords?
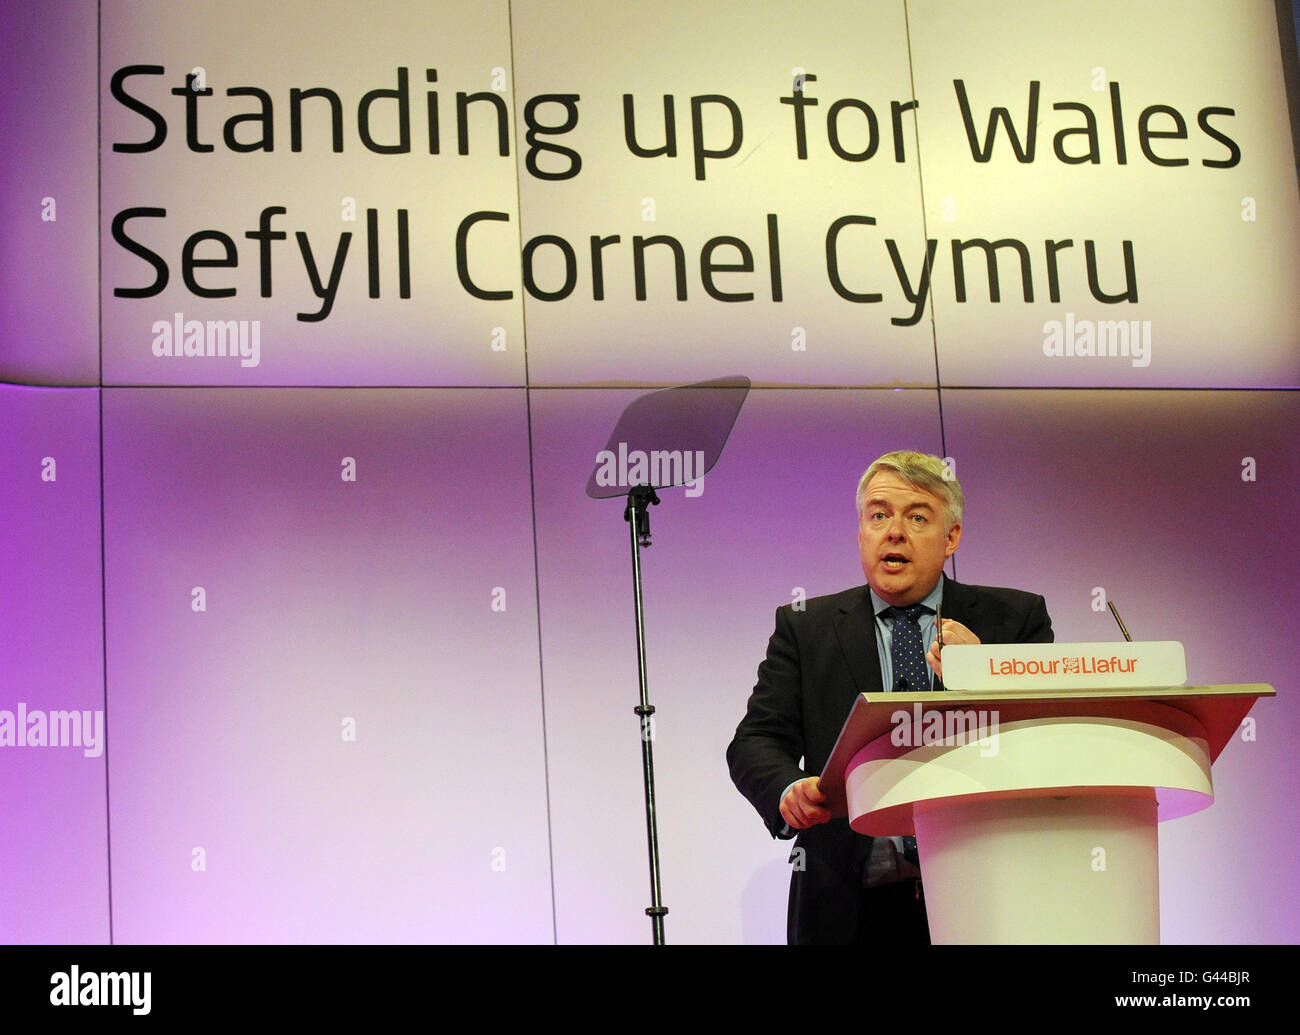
left=858, top=471, right=961, bottom=606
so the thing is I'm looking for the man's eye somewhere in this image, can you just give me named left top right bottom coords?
left=910, top=514, right=926, bottom=523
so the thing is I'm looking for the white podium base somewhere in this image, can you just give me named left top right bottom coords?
left=915, top=793, right=1159, bottom=944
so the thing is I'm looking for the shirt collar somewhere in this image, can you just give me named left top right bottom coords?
left=869, top=575, right=945, bottom=618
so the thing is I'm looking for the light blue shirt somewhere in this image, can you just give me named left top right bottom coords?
left=869, top=578, right=944, bottom=692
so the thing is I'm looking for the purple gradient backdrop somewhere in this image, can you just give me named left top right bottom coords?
left=0, top=385, right=108, bottom=942
left=101, top=388, right=551, bottom=942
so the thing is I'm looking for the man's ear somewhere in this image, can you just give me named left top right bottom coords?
left=945, top=521, right=962, bottom=558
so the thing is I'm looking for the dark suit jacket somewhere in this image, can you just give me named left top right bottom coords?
left=726, top=574, right=1053, bottom=944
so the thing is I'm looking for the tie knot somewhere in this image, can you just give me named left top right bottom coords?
left=888, top=604, right=926, bottom=624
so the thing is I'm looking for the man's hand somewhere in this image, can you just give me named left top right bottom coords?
left=780, top=776, right=830, bottom=830
left=926, top=619, right=980, bottom=681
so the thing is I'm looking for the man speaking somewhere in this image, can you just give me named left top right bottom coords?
left=726, top=450, right=1053, bottom=945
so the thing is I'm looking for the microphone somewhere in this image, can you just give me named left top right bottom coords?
left=1107, top=600, right=1133, bottom=642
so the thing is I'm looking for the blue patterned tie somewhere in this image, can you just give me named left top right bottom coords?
left=885, top=605, right=928, bottom=872
left=888, top=604, right=930, bottom=693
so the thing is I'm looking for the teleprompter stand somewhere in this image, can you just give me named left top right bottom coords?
left=587, top=375, right=750, bottom=944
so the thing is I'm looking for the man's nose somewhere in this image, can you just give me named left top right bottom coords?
left=887, top=516, right=908, bottom=539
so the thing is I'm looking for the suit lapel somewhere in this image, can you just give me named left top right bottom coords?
left=837, top=576, right=977, bottom=694
left=834, top=577, right=983, bottom=695
left=940, top=575, right=981, bottom=631
left=833, top=588, right=884, bottom=695
left=936, top=575, right=981, bottom=693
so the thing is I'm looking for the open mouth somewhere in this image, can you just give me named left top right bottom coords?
left=881, top=554, right=910, bottom=571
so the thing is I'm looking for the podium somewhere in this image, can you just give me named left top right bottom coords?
left=818, top=683, right=1274, bottom=944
